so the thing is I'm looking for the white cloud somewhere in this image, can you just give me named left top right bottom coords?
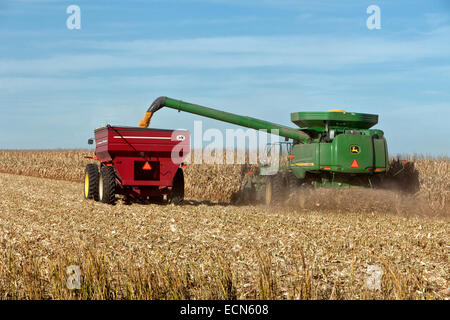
left=1, top=30, right=449, bottom=75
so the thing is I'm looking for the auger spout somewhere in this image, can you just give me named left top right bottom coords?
left=139, top=96, right=310, bottom=142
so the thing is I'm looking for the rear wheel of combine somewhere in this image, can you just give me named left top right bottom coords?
left=265, top=173, right=285, bottom=206
left=285, top=171, right=299, bottom=203
left=235, top=173, right=256, bottom=205
left=286, top=172, right=298, bottom=191
left=99, top=166, right=116, bottom=204
left=84, top=164, right=99, bottom=200
left=168, top=168, right=184, bottom=205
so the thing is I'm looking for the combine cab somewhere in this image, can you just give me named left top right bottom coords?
left=84, top=125, right=190, bottom=204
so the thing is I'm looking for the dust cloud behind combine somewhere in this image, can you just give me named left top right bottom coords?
left=283, top=158, right=449, bottom=216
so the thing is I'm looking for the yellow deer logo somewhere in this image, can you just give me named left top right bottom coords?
left=350, top=145, right=360, bottom=154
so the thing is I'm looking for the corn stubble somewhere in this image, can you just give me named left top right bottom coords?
left=0, top=150, right=448, bottom=300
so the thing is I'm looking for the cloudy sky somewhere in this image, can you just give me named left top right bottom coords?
left=0, top=0, right=449, bottom=155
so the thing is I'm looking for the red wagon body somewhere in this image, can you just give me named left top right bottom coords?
left=84, top=125, right=190, bottom=203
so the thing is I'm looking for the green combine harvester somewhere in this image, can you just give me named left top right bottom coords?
left=139, top=96, right=394, bottom=205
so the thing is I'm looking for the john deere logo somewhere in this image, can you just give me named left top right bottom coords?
left=350, top=145, right=360, bottom=154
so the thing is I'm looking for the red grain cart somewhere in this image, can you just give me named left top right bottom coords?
left=83, top=125, right=190, bottom=204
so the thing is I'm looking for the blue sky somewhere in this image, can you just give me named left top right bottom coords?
left=0, top=0, right=449, bottom=155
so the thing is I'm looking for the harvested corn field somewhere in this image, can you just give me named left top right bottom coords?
left=0, top=151, right=448, bottom=300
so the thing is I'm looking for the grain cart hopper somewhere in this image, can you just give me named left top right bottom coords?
left=84, top=125, right=190, bottom=204
left=139, top=96, right=390, bottom=205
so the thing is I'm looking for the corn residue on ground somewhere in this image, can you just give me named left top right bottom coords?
left=0, top=172, right=448, bottom=300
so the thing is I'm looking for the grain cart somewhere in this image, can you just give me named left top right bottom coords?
left=138, top=96, right=394, bottom=205
left=84, top=125, right=190, bottom=204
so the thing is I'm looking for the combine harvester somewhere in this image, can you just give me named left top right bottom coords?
left=137, top=96, right=405, bottom=205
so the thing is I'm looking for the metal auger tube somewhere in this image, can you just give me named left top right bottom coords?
left=139, top=96, right=310, bottom=143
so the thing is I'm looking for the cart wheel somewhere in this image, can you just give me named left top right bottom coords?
left=265, top=173, right=285, bottom=206
left=84, top=164, right=99, bottom=201
left=168, top=168, right=184, bottom=205
left=99, top=166, right=116, bottom=204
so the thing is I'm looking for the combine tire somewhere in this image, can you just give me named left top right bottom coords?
left=285, top=171, right=299, bottom=202
left=84, top=164, right=99, bottom=200
left=235, top=173, right=256, bottom=205
left=286, top=172, right=298, bottom=191
left=168, top=168, right=184, bottom=205
left=265, top=173, right=285, bottom=206
left=99, top=166, right=116, bottom=204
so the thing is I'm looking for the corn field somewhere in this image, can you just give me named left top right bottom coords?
left=0, top=150, right=448, bottom=299
left=0, top=150, right=448, bottom=208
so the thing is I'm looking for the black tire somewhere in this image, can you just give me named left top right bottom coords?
left=286, top=172, right=298, bottom=191
left=265, top=173, right=285, bottom=206
left=235, top=173, right=256, bottom=205
left=285, top=171, right=302, bottom=206
left=84, top=164, right=99, bottom=201
left=99, top=166, right=116, bottom=204
left=168, top=168, right=184, bottom=205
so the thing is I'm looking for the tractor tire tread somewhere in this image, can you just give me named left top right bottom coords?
left=168, top=168, right=184, bottom=205
left=268, top=173, right=285, bottom=205
left=85, top=163, right=99, bottom=201
left=100, top=166, right=116, bottom=204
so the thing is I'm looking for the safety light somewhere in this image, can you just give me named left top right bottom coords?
left=350, top=159, right=359, bottom=168
left=142, top=161, right=152, bottom=170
